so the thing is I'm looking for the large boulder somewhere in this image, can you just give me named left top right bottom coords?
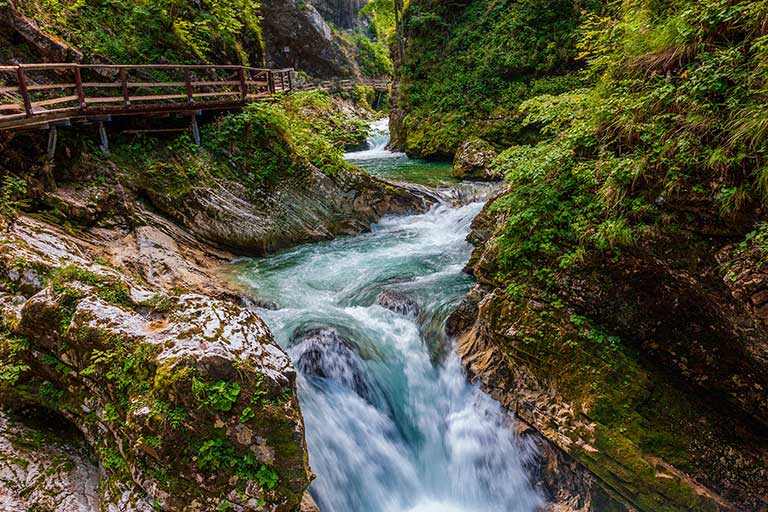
left=0, top=228, right=311, bottom=512
left=452, top=138, right=500, bottom=181
left=376, top=289, right=420, bottom=318
left=148, top=166, right=430, bottom=256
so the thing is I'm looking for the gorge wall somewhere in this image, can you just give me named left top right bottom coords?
left=396, top=0, right=768, bottom=510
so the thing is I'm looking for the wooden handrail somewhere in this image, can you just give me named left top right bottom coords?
left=0, top=63, right=389, bottom=131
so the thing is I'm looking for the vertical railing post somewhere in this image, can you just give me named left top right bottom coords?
left=288, top=70, right=295, bottom=92
left=184, top=69, right=194, bottom=103
left=268, top=71, right=275, bottom=95
left=119, top=67, right=130, bottom=106
left=74, top=65, right=86, bottom=109
left=280, top=72, right=285, bottom=92
left=16, top=66, right=33, bottom=117
left=238, top=67, right=247, bottom=100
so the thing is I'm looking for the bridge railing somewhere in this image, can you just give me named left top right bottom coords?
left=296, top=78, right=391, bottom=92
left=0, top=64, right=294, bottom=129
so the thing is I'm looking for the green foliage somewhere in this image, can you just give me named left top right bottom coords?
left=353, top=33, right=394, bottom=77
left=50, top=265, right=133, bottom=309
left=38, top=380, right=64, bottom=404
left=396, top=0, right=603, bottom=156
left=196, top=436, right=279, bottom=489
left=0, top=175, right=29, bottom=219
left=113, top=91, right=359, bottom=200
left=203, top=102, right=302, bottom=184
left=192, top=379, right=241, bottom=412
left=101, top=446, right=129, bottom=476
left=360, top=0, right=397, bottom=43
left=17, top=0, right=264, bottom=65
left=0, top=330, right=30, bottom=387
left=87, top=340, right=158, bottom=410
left=487, top=0, right=768, bottom=287
left=239, top=406, right=255, bottom=423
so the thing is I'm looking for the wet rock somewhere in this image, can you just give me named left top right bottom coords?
left=0, top=408, right=102, bottom=512
left=292, top=328, right=374, bottom=401
left=240, top=295, right=280, bottom=311
left=310, top=0, right=367, bottom=30
left=0, top=230, right=311, bottom=512
left=376, top=289, right=420, bottom=317
left=452, top=138, right=500, bottom=181
left=148, top=166, right=430, bottom=256
left=300, top=491, right=321, bottom=512
left=260, top=0, right=360, bottom=78
left=453, top=197, right=768, bottom=511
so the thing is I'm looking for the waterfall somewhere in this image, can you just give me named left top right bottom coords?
left=343, top=118, right=406, bottom=160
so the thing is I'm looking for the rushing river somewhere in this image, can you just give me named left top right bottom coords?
left=232, top=120, right=543, bottom=512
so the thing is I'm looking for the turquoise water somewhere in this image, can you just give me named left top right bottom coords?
left=231, top=121, right=541, bottom=512
left=343, top=118, right=455, bottom=187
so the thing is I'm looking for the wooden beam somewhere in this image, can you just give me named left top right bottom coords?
left=97, top=121, right=110, bottom=157
left=238, top=68, right=247, bottom=100
left=47, top=124, right=57, bottom=161
left=184, top=70, right=194, bottom=103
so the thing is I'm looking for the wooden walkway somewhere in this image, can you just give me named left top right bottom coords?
left=0, top=63, right=391, bottom=132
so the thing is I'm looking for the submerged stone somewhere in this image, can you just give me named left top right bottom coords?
left=376, top=289, right=421, bottom=318
left=292, top=328, right=375, bottom=402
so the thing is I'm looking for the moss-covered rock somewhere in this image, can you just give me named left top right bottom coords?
left=449, top=196, right=768, bottom=511
left=452, top=138, right=500, bottom=181
left=0, top=223, right=311, bottom=511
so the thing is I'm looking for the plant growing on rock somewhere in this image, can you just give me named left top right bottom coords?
left=0, top=247, right=311, bottom=511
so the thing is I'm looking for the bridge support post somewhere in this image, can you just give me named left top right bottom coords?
left=191, top=116, right=201, bottom=146
left=47, top=125, right=58, bottom=162
left=98, top=122, right=110, bottom=157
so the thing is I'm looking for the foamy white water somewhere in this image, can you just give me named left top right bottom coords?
left=233, top=122, right=542, bottom=512
left=344, top=118, right=406, bottom=160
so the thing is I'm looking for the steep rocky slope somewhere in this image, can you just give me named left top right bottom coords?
left=3, top=0, right=375, bottom=79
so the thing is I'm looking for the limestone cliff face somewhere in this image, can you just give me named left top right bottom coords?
left=311, top=0, right=368, bottom=29
left=449, top=194, right=768, bottom=512
left=260, top=0, right=362, bottom=78
left=145, top=164, right=429, bottom=256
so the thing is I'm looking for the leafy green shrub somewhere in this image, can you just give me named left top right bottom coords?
left=396, top=0, right=604, bottom=156
left=16, top=0, right=264, bottom=65
left=353, top=33, right=394, bottom=77
left=488, top=0, right=768, bottom=288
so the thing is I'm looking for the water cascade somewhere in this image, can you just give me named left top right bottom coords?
left=233, top=120, right=542, bottom=512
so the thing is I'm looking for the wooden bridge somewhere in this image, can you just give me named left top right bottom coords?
left=0, top=63, right=391, bottom=133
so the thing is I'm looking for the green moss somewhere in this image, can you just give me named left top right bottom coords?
left=50, top=265, right=133, bottom=310
left=112, top=90, right=366, bottom=204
